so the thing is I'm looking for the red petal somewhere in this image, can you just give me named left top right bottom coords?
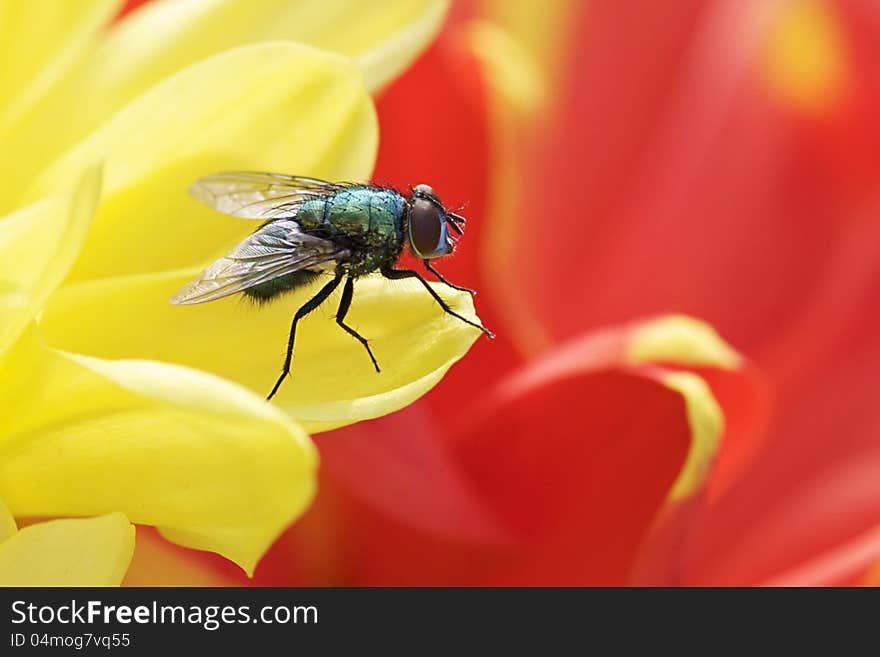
left=498, top=0, right=880, bottom=384
left=634, top=0, right=880, bottom=586
left=656, top=339, right=880, bottom=585
left=451, top=368, right=690, bottom=585
left=312, top=409, right=512, bottom=547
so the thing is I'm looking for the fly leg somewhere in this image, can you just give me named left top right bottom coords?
left=336, top=276, right=380, bottom=372
left=422, top=259, right=476, bottom=295
left=267, top=272, right=343, bottom=400
left=381, top=266, right=494, bottom=338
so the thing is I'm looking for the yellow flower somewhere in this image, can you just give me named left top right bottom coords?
left=0, top=0, right=479, bottom=579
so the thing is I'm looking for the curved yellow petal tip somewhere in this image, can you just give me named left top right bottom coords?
left=464, top=19, right=546, bottom=115
left=281, top=279, right=484, bottom=433
left=662, top=371, right=724, bottom=501
left=0, top=513, right=134, bottom=587
left=627, top=314, right=742, bottom=370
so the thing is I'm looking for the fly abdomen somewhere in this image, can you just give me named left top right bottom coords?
left=243, top=269, right=321, bottom=303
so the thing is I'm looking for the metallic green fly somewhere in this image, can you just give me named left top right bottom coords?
left=171, top=171, right=494, bottom=400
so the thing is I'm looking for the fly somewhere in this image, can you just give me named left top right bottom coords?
left=170, top=171, right=493, bottom=400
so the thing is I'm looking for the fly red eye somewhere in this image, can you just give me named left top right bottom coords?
left=408, top=196, right=450, bottom=259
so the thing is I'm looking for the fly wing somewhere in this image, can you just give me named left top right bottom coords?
left=170, top=219, right=348, bottom=305
left=189, top=171, right=348, bottom=220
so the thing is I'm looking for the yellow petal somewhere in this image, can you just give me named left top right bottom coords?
left=0, top=165, right=102, bottom=354
left=626, top=314, right=742, bottom=370
left=0, top=329, right=318, bottom=574
left=464, top=20, right=545, bottom=115
left=660, top=371, right=725, bottom=502
left=478, top=0, right=578, bottom=88
left=39, top=269, right=482, bottom=432
left=98, top=0, right=449, bottom=95
left=21, top=42, right=376, bottom=283
left=354, top=0, right=449, bottom=91
left=0, top=0, right=445, bottom=211
left=0, top=499, right=16, bottom=542
left=0, top=0, right=120, bottom=123
left=0, top=512, right=133, bottom=586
